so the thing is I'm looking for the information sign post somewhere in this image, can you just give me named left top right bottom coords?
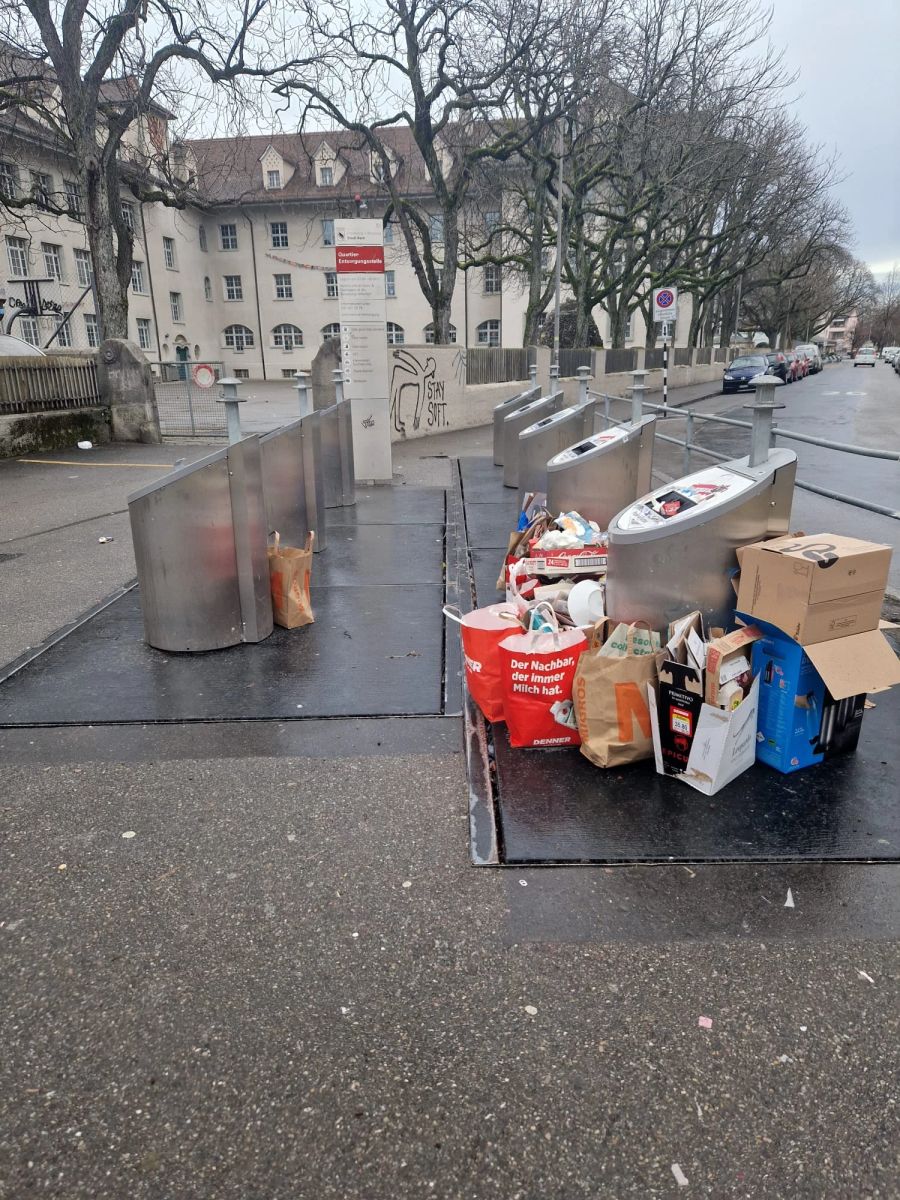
left=335, top=219, right=392, bottom=482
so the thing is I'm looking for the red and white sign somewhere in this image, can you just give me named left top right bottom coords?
left=335, top=245, right=385, bottom=274
left=652, top=286, right=678, bottom=322
left=191, top=363, right=216, bottom=389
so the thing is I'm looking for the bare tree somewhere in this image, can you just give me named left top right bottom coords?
left=0, top=1, right=312, bottom=339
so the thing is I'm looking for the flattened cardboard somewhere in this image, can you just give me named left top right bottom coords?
left=736, top=533, right=891, bottom=644
left=804, top=629, right=900, bottom=699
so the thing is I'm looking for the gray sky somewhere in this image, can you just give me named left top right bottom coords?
left=768, top=0, right=900, bottom=277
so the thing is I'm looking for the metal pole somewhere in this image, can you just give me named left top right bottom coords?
left=684, top=410, right=693, bottom=473
left=744, top=375, right=784, bottom=467
left=294, top=370, right=312, bottom=417
left=528, top=362, right=538, bottom=385
left=576, top=365, right=591, bottom=406
left=332, top=367, right=344, bottom=404
left=549, top=363, right=559, bottom=387
left=217, top=377, right=245, bottom=444
left=552, top=119, right=564, bottom=371
left=662, top=329, right=669, bottom=417
left=630, top=368, right=647, bottom=426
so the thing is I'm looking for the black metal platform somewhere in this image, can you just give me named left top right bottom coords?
left=0, top=490, right=447, bottom=724
left=458, top=456, right=900, bottom=865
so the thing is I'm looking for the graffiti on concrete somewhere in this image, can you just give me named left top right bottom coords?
left=389, top=348, right=448, bottom=434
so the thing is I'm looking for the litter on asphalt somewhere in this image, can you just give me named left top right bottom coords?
left=784, top=888, right=795, bottom=908
left=671, top=1163, right=689, bottom=1187
left=698, top=1016, right=713, bottom=1029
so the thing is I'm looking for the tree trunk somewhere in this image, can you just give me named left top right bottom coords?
left=80, top=141, right=130, bottom=341
left=430, top=208, right=457, bottom=344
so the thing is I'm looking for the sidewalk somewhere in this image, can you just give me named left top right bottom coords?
left=1, top=420, right=898, bottom=1199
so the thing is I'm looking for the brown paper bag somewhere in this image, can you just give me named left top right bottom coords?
left=573, top=619, right=665, bottom=768
left=267, top=532, right=315, bottom=628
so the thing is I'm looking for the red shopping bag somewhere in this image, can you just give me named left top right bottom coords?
left=443, top=603, right=522, bottom=722
left=499, top=604, right=587, bottom=748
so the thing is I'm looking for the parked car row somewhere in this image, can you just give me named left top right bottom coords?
left=722, top=344, right=822, bottom=394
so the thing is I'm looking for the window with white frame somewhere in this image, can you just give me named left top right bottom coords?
left=274, top=273, right=293, bottom=300
left=371, top=155, right=387, bottom=183
left=223, top=274, right=243, bottom=301
left=224, top=324, right=254, bottom=351
left=120, top=201, right=136, bottom=231
left=30, top=170, right=52, bottom=208
left=136, top=317, right=152, bottom=350
left=19, top=316, right=39, bottom=346
left=325, top=271, right=338, bottom=299
left=319, top=165, right=333, bottom=186
left=321, top=322, right=341, bottom=340
left=64, top=179, right=83, bottom=220
left=386, top=321, right=405, bottom=345
left=42, top=243, right=63, bottom=280
left=162, top=236, right=176, bottom=269
left=272, top=323, right=303, bottom=349
left=131, top=260, right=146, bottom=292
left=476, top=319, right=500, bottom=346
left=219, top=223, right=238, bottom=251
left=267, top=169, right=282, bottom=189
left=74, top=248, right=94, bottom=287
left=424, top=323, right=456, bottom=344
left=54, top=316, right=72, bottom=348
left=170, top=291, right=183, bottom=322
left=484, top=263, right=501, bottom=294
left=281, top=369, right=296, bottom=379
left=84, top=313, right=100, bottom=348
left=198, top=224, right=208, bottom=252
left=270, top=221, right=288, bottom=248
left=383, top=220, right=394, bottom=244
left=6, top=236, right=29, bottom=278
left=322, top=218, right=335, bottom=246
left=0, top=162, right=17, bottom=199
left=233, top=368, right=250, bottom=379
left=485, top=210, right=500, bottom=234
left=203, top=276, right=212, bottom=301
left=429, top=213, right=444, bottom=243
left=385, top=270, right=396, bottom=298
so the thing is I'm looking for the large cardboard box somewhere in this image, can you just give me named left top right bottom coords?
left=741, top=614, right=900, bottom=773
left=735, top=534, right=891, bottom=644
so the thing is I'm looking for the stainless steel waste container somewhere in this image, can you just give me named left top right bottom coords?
left=605, top=448, right=797, bottom=631
left=502, top=392, right=564, bottom=488
left=128, top=436, right=274, bottom=652
left=320, top=399, right=356, bottom=508
left=545, top=416, right=655, bottom=524
left=516, top=401, right=598, bottom=503
left=299, top=410, right=327, bottom=553
left=260, top=417, right=321, bottom=551
left=492, top=386, right=540, bottom=465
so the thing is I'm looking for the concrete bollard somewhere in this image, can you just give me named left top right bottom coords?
left=745, top=375, right=785, bottom=466
left=630, top=368, right=648, bottom=426
left=217, top=377, right=246, bottom=444
left=576, top=365, right=593, bottom=407
left=294, top=371, right=312, bottom=418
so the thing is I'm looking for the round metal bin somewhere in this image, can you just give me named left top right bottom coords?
left=516, top=402, right=597, bottom=503
left=501, top=392, right=564, bottom=488
left=492, top=386, right=540, bottom=465
left=545, top=416, right=655, bottom=524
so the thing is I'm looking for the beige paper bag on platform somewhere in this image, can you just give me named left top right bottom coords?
left=268, top=532, right=315, bottom=629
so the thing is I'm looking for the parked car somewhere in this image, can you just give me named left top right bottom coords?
left=793, top=343, right=822, bottom=373
left=782, top=351, right=803, bottom=383
left=765, top=350, right=790, bottom=382
left=854, top=347, right=877, bottom=367
left=881, top=346, right=899, bottom=362
left=722, top=354, right=771, bottom=393
left=793, top=351, right=810, bottom=378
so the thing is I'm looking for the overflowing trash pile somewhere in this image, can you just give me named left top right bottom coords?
left=448, top=491, right=900, bottom=796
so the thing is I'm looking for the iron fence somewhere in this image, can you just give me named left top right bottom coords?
left=154, top=361, right=228, bottom=437
left=589, top=389, right=900, bottom=521
left=0, top=354, right=100, bottom=414
left=466, top=347, right=530, bottom=385
left=604, top=348, right=637, bottom=374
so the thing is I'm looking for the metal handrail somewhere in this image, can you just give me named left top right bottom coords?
left=589, top=390, right=900, bottom=521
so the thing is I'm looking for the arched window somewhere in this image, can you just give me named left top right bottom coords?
left=476, top=319, right=500, bottom=346
left=424, top=323, right=457, bottom=344
left=203, top=276, right=212, bottom=301
left=386, top=321, right=405, bottom=345
left=223, top=324, right=254, bottom=352
left=321, top=322, right=341, bottom=340
left=198, top=224, right=208, bottom=252
left=273, top=323, right=303, bottom=350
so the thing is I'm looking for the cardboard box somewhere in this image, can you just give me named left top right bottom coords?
left=522, top=549, right=608, bottom=576
left=649, top=675, right=760, bottom=795
left=740, top=613, right=900, bottom=773
left=704, top=625, right=762, bottom=706
left=735, top=534, right=891, bottom=644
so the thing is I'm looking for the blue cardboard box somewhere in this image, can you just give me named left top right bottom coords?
left=737, top=613, right=900, bottom=773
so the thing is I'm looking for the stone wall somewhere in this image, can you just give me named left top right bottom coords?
left=0, top=408, right=112, bottom=458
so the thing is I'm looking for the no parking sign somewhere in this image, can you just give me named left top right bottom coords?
left=652, top=287, right=678, bottom=323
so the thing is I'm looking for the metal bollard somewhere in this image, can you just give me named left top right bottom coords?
left=217, top=377, right=246, bottom=444
left=576, top=365, right=593, bottom=406
left=294, top=370, right=312, bottom=417
left=745, top=375, right=785, bottom=467
left=630, top=368, right=647, bottom=426
left=332, top=368, right=344, bottom=404
left=528, top=362, right=538, bottom=385
left=549, top=362, right=560, bottom=382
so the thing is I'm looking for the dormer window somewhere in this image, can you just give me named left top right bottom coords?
left=266, top=169, right=282, bottom=189
left=319, top=165, right=334, bottom=187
